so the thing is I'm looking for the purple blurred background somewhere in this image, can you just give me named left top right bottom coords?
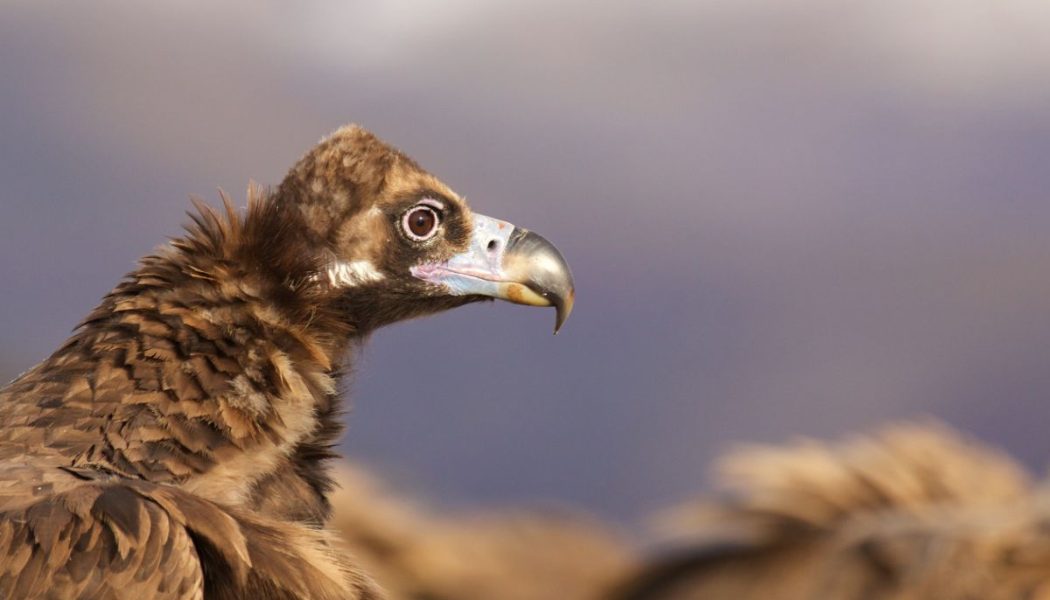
left=3, top=1, right=1050, bottom=523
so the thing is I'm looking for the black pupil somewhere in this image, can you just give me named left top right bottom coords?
left=409, top=208, right=436, bottom=237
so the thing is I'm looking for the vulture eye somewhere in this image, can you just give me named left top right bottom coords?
left=402, top=205, right=441, bottom=241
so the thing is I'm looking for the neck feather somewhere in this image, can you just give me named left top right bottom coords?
left=7, top=189, right=363, bottom=507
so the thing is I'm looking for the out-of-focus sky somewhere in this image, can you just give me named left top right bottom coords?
left=3, top=1, right=1050, bottom=522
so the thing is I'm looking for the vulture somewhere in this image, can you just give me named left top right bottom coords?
left=0, top=125, right=574, bottom=599
left=611, top=422, right=1050, bottom=600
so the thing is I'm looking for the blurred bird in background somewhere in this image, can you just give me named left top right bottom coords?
left=323, top=421, right=1050, bottom=600
left=329, top=464, right=633, bottom=600
left=612, top=423, right=1050, bottom=600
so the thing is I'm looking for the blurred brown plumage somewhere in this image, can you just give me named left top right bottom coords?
left=328, top=463, right=634, bottom=600
left=612, top=422, right=1050, bottom=600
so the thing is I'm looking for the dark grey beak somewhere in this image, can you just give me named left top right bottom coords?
left=502, top=228, right=575, bottom=333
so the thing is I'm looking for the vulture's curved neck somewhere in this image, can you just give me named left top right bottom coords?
left=12, top=194, right=362, bottom=511
left=160, top=192, right=363, bottom=368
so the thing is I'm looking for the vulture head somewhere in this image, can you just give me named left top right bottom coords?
left=263, top=124, right=575, bottom=334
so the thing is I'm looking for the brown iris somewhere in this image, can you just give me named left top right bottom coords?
left=402, top=205, right=440, bottom=241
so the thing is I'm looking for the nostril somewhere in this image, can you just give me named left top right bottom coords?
left=487, top=239, right=499, bottom=253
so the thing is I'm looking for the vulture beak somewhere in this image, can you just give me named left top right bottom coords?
left=411, top=214, right=575, bottom=333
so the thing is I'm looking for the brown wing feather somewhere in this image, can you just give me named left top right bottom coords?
left=0, top=461, right=217, bottom=599
left=0, top=459, right=380, bottom=600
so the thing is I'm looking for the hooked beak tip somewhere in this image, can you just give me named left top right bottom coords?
left=505, top=228, right=575, bottom=333
left=553, top=289, right=575, bottom=334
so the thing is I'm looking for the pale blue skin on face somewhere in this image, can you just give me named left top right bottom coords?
left=410, top=213, right=521, bottom=298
